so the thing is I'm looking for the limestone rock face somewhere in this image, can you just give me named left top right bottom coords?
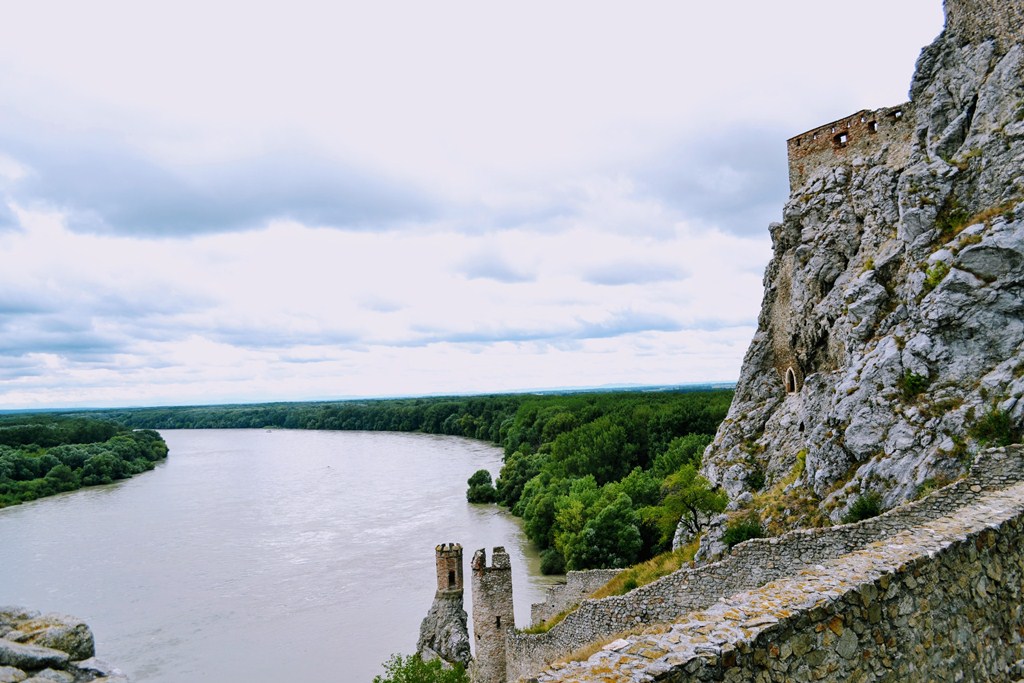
left=701, top=1, right=1024, bottom=536
left=0, top=609, right=124, bottom=683
left=416, top=594, right=471, bottom=667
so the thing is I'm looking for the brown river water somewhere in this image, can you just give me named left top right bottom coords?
left=0, top=429, right=557, bottom=681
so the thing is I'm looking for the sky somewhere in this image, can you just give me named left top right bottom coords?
left=0, top=0, right=945, bottom=409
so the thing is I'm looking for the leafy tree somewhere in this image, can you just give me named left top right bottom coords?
left=466, top=469, right=497, bottom=503
left=373, top=653, right=468, bottom=683
left=562, top=493, right=643, bottom=570
left=652, top=464, right=727, bottom=544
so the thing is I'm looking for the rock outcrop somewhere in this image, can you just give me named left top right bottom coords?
left=417, top=593, right=472, bottom=667
left=701, top=0, right=1024, bottom=543
left=0, top=609, right=126, bottom=683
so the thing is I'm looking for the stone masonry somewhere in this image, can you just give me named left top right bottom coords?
left=532, top=455, right=1024, bottom=681
left=471, top=547, right=515, bottom=683
left=506, top=446, right=1024, bottom=681
left=530, top=570, right=623, bottom=627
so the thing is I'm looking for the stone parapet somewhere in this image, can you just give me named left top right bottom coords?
left=533, top=473, right=1024, bottom=681
left=506, top=446, right=1024, bottom=681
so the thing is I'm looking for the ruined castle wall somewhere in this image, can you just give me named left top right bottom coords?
left=534, top=473, right=1024, bottom=681
left=785, top=104, right=913, bottom=191
left=471, top=548, right=515, bottom=683
left=505, top=447, right=1024, bottom=682
left=944, top=0, right=1024, bottom=51
left=529, top=569, right=623, bottom=626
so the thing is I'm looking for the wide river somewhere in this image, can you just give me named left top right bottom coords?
left=0, top=429, right=558, bottom=681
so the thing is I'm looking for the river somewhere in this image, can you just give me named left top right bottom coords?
left=0, top=429, right=558, bottom=681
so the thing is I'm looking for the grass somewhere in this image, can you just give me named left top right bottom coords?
left=969, top=407, right=1020, bottom=447
left=590, top=541, right=700, bottom=600
left=923, top=261, right=950, bottom=292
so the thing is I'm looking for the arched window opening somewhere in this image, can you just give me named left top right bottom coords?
left=785, top=368, right=798, bottom=394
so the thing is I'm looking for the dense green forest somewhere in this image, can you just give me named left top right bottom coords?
left=0, top=416, right=168, bottom=508
left=82, top=387, right=733, bottom=572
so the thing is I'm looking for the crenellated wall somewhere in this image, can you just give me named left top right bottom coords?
left=506, top=447, right=1024, bottom=682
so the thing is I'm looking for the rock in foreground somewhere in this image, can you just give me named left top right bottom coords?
left=0, top=609, right=126, bottom=683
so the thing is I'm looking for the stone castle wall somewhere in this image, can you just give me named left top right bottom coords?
left=506, top=447, right=1024, bottom=681
left=944, top=0, right=1024, bottom=51
left=534, top=465, right=1024, bottom=681
left=471, top=547, right=515, bottom=683
left=785, top=105, right=913, bottom=192
left=529, top=569, right=623, bottom=627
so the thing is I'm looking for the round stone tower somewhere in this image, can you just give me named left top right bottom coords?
left=418, top=542, right=471, bottom=666
left=470, top=547, right=514, bottom=683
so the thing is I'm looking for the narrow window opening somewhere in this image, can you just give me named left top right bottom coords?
left=448, top=570, right=456, bottom=588
left=860, top=115, right=866, bottom=123
left=834, top=132, right=849, bottom=148
left=799, top=422, right=805, bottom=433
left=894, top=109, right=904, bottom=119
left=496, top=616, right=501, bottom=629
left=868, top=121, right=879, bottom=133
left=830, top=126, right=837, bottom=133
left=785, top=368, right=797, bottom=394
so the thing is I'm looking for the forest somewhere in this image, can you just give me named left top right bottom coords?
left=82, top=387, right=733, bottom=572
left=0, top=415, right=169, bottom=508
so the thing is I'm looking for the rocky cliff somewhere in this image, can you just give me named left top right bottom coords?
left=0, top=607, right=127, bottom=682
left=701, top=0, right=1024, bottom=539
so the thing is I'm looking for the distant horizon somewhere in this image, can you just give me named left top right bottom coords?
left=0, top=380, right=738, bottom=414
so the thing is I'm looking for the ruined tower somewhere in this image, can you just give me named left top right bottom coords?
left=470, top=547, right=514, bottom=683
left=417, top=543, right=471, bottom=666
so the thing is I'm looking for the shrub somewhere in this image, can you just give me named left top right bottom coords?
left=923, top=261, right=950, bottom=292
left=897, top=370, right=930, bottom=402
left=842, top=492, right=882, bottom=523
left=539, top=548, right=565, bottom=575
left=373, top=653, right=468, bottom=683
left=722, top=515, right=763, bottom=549
left=969, top=408, right=1020, bottom=447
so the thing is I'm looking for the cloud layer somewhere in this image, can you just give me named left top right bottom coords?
left=0, top=0, right=945, bottom=408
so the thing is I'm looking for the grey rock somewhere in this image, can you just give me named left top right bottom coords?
left=18, top=616, right=94, bottom=661
left=0, top=640, right=69, bottom=672
left=0, top=666, right=26, bottom=683
left=698, top=4, right=1024, bottom=547
left=22, top=669, right=72, bottom=683
left=417, top=594, right=471, bottom=666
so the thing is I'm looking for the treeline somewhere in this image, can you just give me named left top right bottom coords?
left=0, top=415, right=168, bottom=508
left=466, top=390, right=732, bottom=572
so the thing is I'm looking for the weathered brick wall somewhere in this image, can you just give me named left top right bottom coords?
left=506, top=447, right=1024, bottom=682
left=530, top=569, right=623, bottom=626
left=533, top=467, right=1024, bottom=681
left=785, top=105, right=913, bottom=192
left=944, top=0, right=1024, bottom=52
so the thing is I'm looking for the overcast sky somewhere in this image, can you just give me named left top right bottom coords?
left=0, top=0, right=944, bottom=409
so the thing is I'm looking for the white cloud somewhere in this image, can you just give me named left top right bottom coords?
left=0, top=0, right=945, bottom=407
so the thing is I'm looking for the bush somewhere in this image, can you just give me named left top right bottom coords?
left=722, top=515, right=763, bottom=549
left=466, top=469, right=497, bottom=503
left=897, top=371, right=929, bottom=402
left=539, top=548, right=565, bottom=575
left=842, top=492, right=882, bottom=523
left=373, top=653, right=468, bottom=683
left=970, top=408, right=1020, bottom=447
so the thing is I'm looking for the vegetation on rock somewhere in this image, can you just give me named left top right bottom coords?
left=373, top=653, right=469, bottom=683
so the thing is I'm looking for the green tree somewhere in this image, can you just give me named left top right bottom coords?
left=373, top=653, right=468, bottom=683
left=653, top=464, right=727, bottom=543
left=562, top=493, right=643, bottom=569
left=466, top=469, right=497, bottom=503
